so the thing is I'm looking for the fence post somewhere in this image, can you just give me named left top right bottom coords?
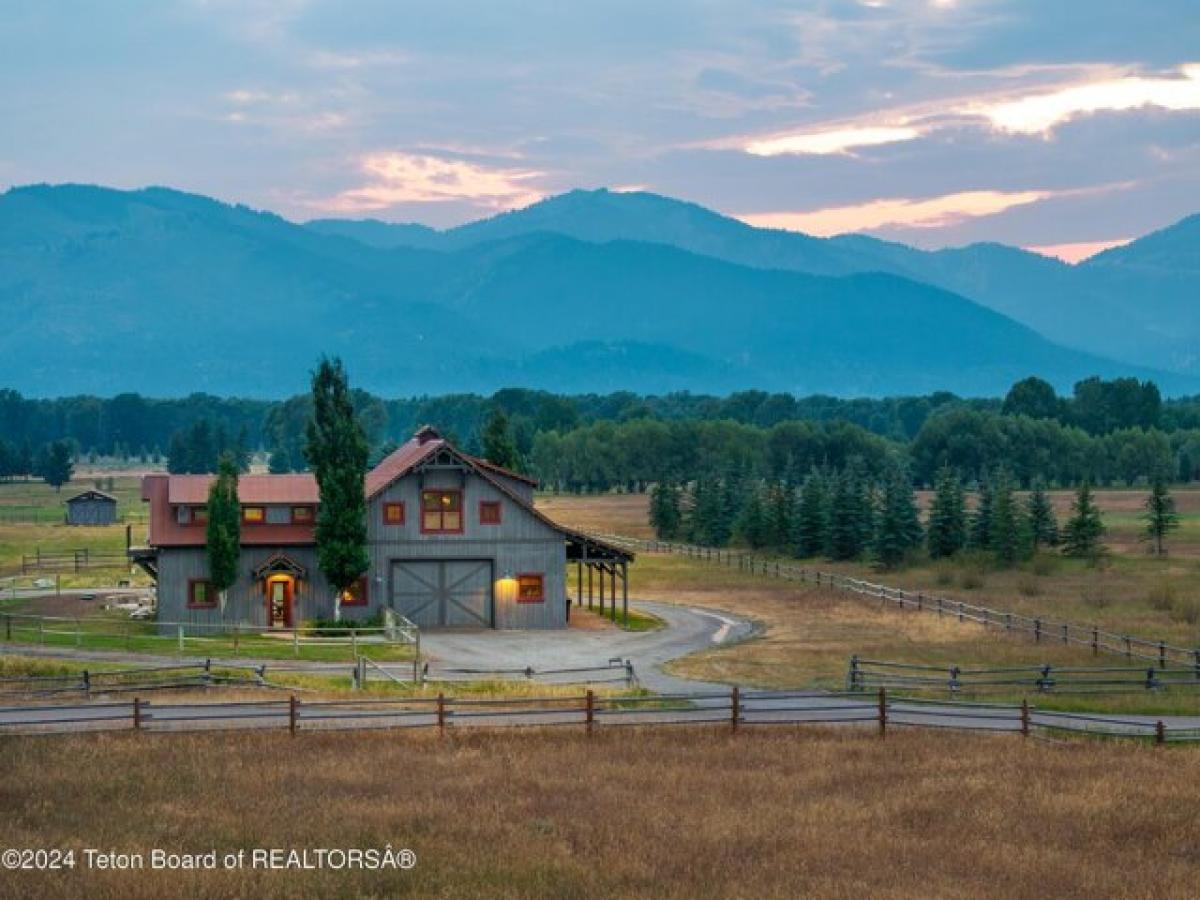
left=877, top=687, right=887, bottom=737
left=949, top=665, right=960, bottom=695
left=293, top=628, right=300, bottom=657
left=437, top=692, right=446, bottom=736
left=1123, top=636, right=1131, bottom=659
left=1020, top=698, right=1030, bottom=738
left=847, top=655, right=860, bottom=691
left=82, top=669, right=90, bottom=694
left=1159, top=642, right=1167, bottom=669
left=351, top=628, right=358, bottom=657
left=1093, top=628, right=1100, bottom=656
left=177, top=624, right=184, bottom=654
left=4, top=614, right=9, bottom=641
left=1034, top=619, right=1041, bottom=643
left=1061, top=624, right=1068, bottom=645
left=1194, top=649, right=1200, bottom=682
left=936, top=596, right=943, bottom=618
left=730, top=685, right=740, bottom=734
left=916, top=592, right=923, bottom=612
left=289, top=695, right=298, bottom=735
left=233, top=624, right=240, bottom=656
left=585, top=689, right=595, bottom=736
left=958, top=602, right=964, bottom=623
left=1156, top=720, right=1166, bottom=746
left=133, top=696, right=142, bottom=731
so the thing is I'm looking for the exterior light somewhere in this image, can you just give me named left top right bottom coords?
left=495, top=572, right=518, bottom=604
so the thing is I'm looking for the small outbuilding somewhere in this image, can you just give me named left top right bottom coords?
left=65, top=489, right=118, bottom=526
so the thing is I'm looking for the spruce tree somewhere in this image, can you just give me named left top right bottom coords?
left=926, top=467, right=967, bottom=559
left=988, top=469, right=1027, bottom=565
left=766, top=481, right=794, bottom=549
left=873, top=469, right=922, bottom=569
left=794, top=471, right=829, bottom=558
left=968, top=476, right=994, bottom=550
left=305, top=357, right=370, bottom=609
left=733, top=484, right=768, bottom=549
left=828, top=464, right=872, bottom=561
left=1142, top=472, right=1179, bottom=557
left=481, top=408, right=521, bottom=471
left=1026, top=480, right=1059, bottom=550
left=206, top=454, right=241, bottom=614
left=1062, top=480, right=1106, bottom=560
left=649, top=480, right=682, bottom=540
left=38, top=440, right=74, bottom=492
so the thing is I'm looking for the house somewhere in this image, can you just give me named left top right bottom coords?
left=131, top=426, right=632, bottom=630
left=65, top=489, right=118, bottom=525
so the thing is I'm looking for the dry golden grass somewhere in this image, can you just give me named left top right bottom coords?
left=2, top=727, right=1199, bottom=899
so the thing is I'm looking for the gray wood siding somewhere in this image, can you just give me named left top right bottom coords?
left=66, top=499, right=117, bottom=525
left=366, top=467, right=566, bottom=628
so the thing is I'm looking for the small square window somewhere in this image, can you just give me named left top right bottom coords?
left=265, top=506, right=291, bottom=525
left=479, top=501, right=502, bottom=525
left=517, top=573, right=544, bottom=603
left=383, top=502, right=405, bottom=525
left=191, top=507, right=208, bottom=525
left=242, top=506, right=265, bottom=524
left=187, top=579, right=216, bottom=608
left=292, top=506, right=314, bottom=523
left=340, top=576, right=369, bottom=607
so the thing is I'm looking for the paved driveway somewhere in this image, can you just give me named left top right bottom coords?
left=419, top=600, right=757, bottom=693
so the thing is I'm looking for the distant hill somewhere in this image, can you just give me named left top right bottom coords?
left=315, top=188, right=1200, bottom=375
left=306, top=218, right=443, bottom=250
left=1, top=183, right=1194, bottom=398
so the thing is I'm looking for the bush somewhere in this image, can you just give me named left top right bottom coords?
left=956, top=551, right=989, bottom=590
left=934, top=564, right=955, bottom=587
left=1147, top=579, right=1177, bottom=612
left=959, top=570, right=985, bottom=590
left=1016, top=574, right=1041, bottom=597
left=1171, top=597, right=1200, bottom=625
left=303, top=610, right=385, bottom=636
left=1029, top=553, right=1059, bottom=577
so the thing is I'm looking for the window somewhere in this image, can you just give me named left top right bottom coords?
left=292, top=506, right=314, bottom=523
left=340, top=576, right=369, bottom=607
left=479, top=500, right=502, bottom=525
left=265, top=506, right=291, bottom=525
left=176, top=506, right=207, bottom=526
left=191, top=507, right=208, bottom=525
left=383, top=502, right=405, bottom=525
left=187, top=579, right=216, bottom=608
left=242, top=506, right=265, bottom=525
left=517, top=573, right=545, bottom=603
left=421, top=490, right=462, bottom=533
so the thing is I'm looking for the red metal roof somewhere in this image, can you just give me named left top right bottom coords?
left=168, top=474, right=319, bottom=505
left=143, top=474, right=317, bottom=547
left=364, top=436, right=443, bottom=498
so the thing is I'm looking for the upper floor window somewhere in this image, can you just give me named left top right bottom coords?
left=176, top=505, right=208, bottom=526
left=242, top=506, right=266, bottom=525
left=383, top=502, right=406, bottom=525
left=421, top=490, right=462, bottom=533
left=292, top=506, right=314, bottom=523
left=479, top=500, right=502, bottom=525
left=265, top=506, right=291, bottom=525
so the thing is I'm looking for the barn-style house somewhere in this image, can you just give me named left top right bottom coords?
left=133, top=426, right=631, bottom=630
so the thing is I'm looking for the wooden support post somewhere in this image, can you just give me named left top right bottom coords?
left=1156, top=720, right=1166, bottom=746
left=610, top=564, right=617, bottom=623
left=437, top=692, right=446, bottom=736
left=622, top=561, right=629, bottom=627
left=177, top=624, right=184, bottom=654
left=730, top=685, right=740, bottom=734
left=82, top=670, right=90, bottom=694
left=1020, top=698, right=1030, bottom=738
left=1061, top=623, right=1068, bottom=644
left=133, top=696, right=142, bottom=731
left=1034, top=619, right=1041, bottom=642
left=585, top=689, right=594, bottom=736
left=1159, top=642, right=1167, bottom=669
left=588, top=564, right=594, bottom=611
left=293, top=627, right=299, bottom=657
left=598, top=566, right=605, bottom=616
left=289, top=695, right=298, bottom=735
left=576, top=559, right=583, bottom=607
left=877, top=687, right=887, bottom=738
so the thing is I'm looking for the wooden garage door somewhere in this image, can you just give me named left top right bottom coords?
left=390, top=560, right=494, bottom=628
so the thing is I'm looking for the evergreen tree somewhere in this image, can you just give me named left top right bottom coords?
left=481, top=408, right=521, bottom=471
left=794, top=471, right=829, bottom=558
left=167, top=431, right=190, bottom=474
left=205, top=454, right=241, bottom=614
left=968, top=476, right=994, bottom=550
left=1026, top=480, right=1059, bottom=550
left=267, top=447, right=292, bottom=474
left=232, top=425, right=252, bottom=473
left=188, top=420, right=216, bottom=473
left=1142, top=472, right=1179, bottom=557
left=988, top=469, right=1028, bottom=565
left=37, top=440, right=74, bottom=492
left=765, top=481, right=794, bottom=549
left=926, top=467, right=967, bottom=559
left=1062, top=480, right=1107, bottom=560
left=828, top=464, right=872, bottom=560
left=687, top=477, right=720, bottom=546
left=649, top=480, right=682, bottom=540
left=873, top=468, right=922, bottom=569
left=733, top=485, right=769, bottom=549
left=305, top=357, right=370, bottom=609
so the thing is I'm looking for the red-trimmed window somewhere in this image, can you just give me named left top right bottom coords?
left=176, top=506, right=207, bottom=526
left=191, top=507, right=208, bottom=525
left=383, top=502, right=406, bottom=525
left=242, top=506, right=265, bottom=525
left=517, top=573, right=545, bottom=603
left=187, top=579, right=216, bottom=609
left=421, top=490, right=462, bottom=533
left=340, top=576, right=369, bottom=607
left=479, top=500, right=502, bottom=525
left=292, top=506, right=314, bottom=523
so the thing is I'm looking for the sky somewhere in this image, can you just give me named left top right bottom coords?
left=1, top=1, right=1199, bottom=262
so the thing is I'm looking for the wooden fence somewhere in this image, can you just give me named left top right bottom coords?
left=20, top=547, right=130, bottom=574
left=592, top=533, right=1200, bottom=669
left=2, top=686, right=1198, bottom=744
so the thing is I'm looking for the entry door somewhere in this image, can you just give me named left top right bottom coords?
left=267, top=579, right=293, bottom=628
left=391, top=560, right=493, bottom=628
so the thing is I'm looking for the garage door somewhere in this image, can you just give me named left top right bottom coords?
left=390, top=560, right=494, bottom=628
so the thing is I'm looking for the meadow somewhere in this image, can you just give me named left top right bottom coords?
left=1, top=726, right=1198, bottom=899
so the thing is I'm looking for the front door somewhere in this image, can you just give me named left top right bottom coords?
left=267, top=578, right=293, bottom=628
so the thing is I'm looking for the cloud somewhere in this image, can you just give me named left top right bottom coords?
left=1024, top=238, right=1132, bottom=264
left=315, top=152, right=546, bottom=213
left=967, top=63, right=1200, bottom=134
left=738, top=188, right=1056, bottom=235
left=745, top=125, right=923, bottom=156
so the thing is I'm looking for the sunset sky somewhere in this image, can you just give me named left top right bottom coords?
left=2, top=1, right=1198, bottom=260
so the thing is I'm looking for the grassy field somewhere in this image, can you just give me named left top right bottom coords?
left=538, top=491, right=1200, bottom=713
left=2, top=726, right=1198, bottom=899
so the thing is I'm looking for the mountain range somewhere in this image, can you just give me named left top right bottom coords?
left=2, top=183, right=1197, bottom=399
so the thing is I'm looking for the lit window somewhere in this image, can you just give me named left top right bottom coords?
left=383, top=502, right=405, bottom=525
left=341, top=576, right=369, bottom=607
left=242, top=506, right=265, bottom=524
left=188, top=579, right=215, bottom=608
left=517, top=573, right=544, bottom=603
left=191, top=507, right=208, bottom=525
left=479, top=501, right=502, bottom=525
left=178, top=506, right=207, bottom=526
left=292, top=506, right=314, bottom=523
left=421, top=490, right=462, bottom=533
left=265, top=506, right=291, bottom=525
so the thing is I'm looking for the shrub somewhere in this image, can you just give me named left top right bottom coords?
left=1147, top=580, right=1177, bottom=612
left=1016, top=574, right=1041, bottom=597
left=959, top=570, right=985, bottom=590
left=1170, top=597, right=1200, bottom=626
left=934, top=564, right=955, bottom=587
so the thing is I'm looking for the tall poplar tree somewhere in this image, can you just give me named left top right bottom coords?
left=305, top=357, right=370, bottom=609
left=926, top=467, right=967, bottom=559
left=206, top=453, right=241, bottom=615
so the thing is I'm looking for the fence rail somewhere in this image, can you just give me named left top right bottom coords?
left=2, top=686, right=1198, bottom=744
left=0, top=661, right=276, bottom=698
left=593, top=533, right=1200, bottom=669
left=354, top=656, right=638, bottom=689
left=20, top=547, right=131, bottom=574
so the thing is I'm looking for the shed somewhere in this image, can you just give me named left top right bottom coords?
left=65, top=489, right=118, bottom=526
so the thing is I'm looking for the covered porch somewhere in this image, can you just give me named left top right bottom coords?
left=566, top=534, right=635, bottom=626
